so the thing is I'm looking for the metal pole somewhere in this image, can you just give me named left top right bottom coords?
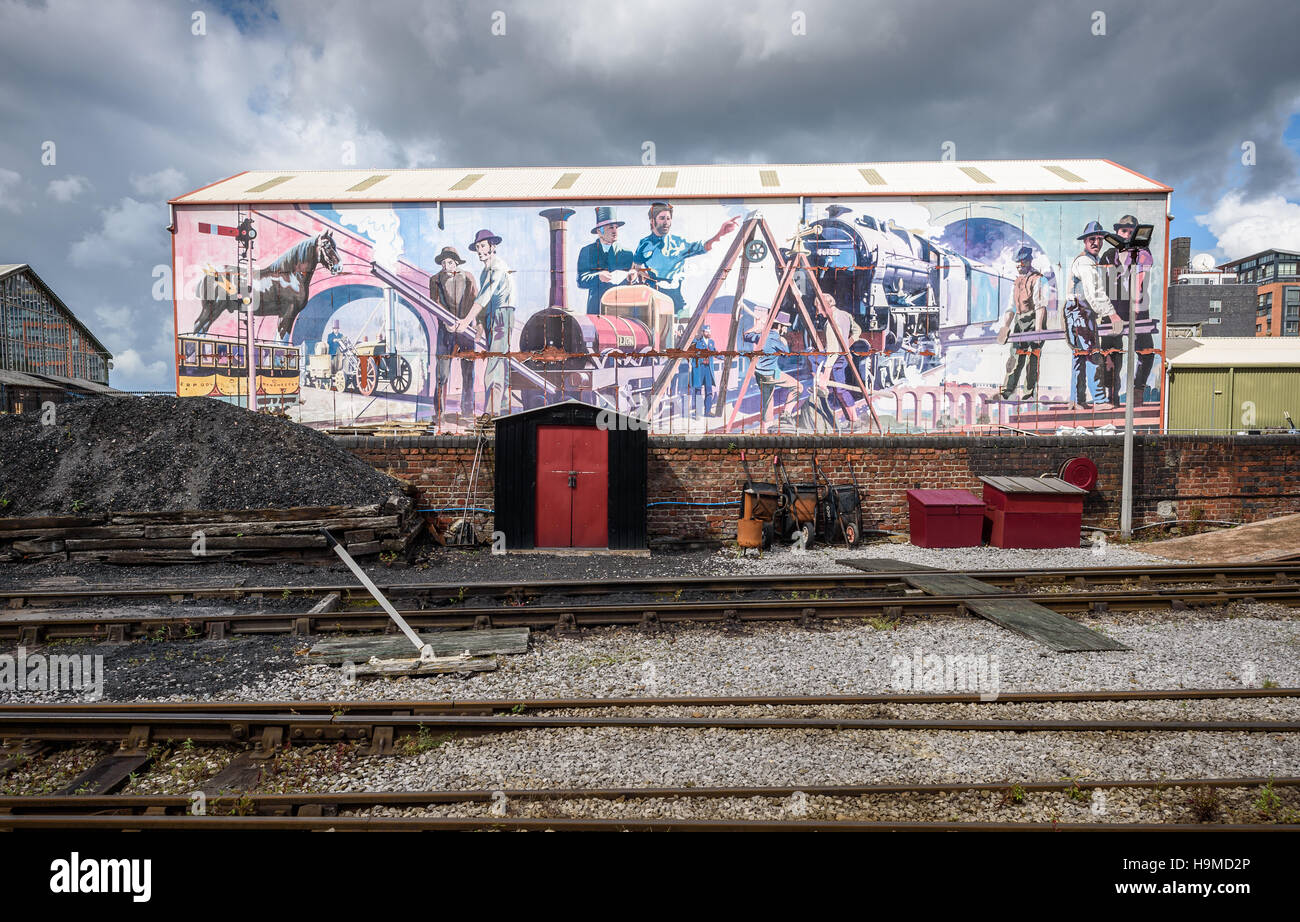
left=1120, top=260, right=1136, bottom=540
left=321, top=529, right=433, bottom=661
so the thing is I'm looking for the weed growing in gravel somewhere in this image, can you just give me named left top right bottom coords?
left=1064, top=780, right=1088, bottom=803
left=866, top=616, right=898, bottom=631
left=1262, top=677, right=1279, bottom=688
left=1001, top=784, right=1026, bottom=806
left=281, top=589, right=292, bottom=601
left=1187, top=786, right=1221, bottom=822
left=399, top=725, right=453, bottom=755
left=70, top=498, right=87, bottom=513
left=1255, top=780, right=1281, bottom=818
left=227, top=793, right=256, bottom=816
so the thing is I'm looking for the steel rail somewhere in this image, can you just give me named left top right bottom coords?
left=2, top=709, right=1297, bottom=744
left=0, top=814, right=1294, bottom=831
left=3, top=584, right=1297, bottom=639
left=3, top=687, right=1296, bottom=715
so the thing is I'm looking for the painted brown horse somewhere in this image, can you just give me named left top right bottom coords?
left=193, top=231, right=342, bottom=339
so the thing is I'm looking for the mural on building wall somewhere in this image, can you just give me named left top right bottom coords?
left=171, top=196, right=1166, bottom=433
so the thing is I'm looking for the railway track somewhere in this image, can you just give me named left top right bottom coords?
left=4, top=693, right=1295, bottom=830
left=2, top=690, right=1297, bottom=745
left=4, top=561, right=1298, bottom=610
left=2, top=777, right=1297, bottom=831
left=3, top=581, right=1298, bottom=640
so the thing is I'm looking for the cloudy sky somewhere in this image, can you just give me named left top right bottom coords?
left=1, top=0, right=1298, bottom=390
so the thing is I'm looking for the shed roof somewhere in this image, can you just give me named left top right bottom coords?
left=0, top=264, right=113, bottom=358
left=172, top=159, right=1170, bottom=205
left=1167, top=338, right=1300, bottom=368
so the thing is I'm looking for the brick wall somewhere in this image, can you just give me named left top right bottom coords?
left=337, top=434, right=1300, bottom=541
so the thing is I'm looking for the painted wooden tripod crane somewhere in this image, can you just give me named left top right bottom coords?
left=641, top=211, right=880, bottom=433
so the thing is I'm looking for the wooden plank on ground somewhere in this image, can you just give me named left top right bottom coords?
left=55, top=753, right=153, bottom=795
left=964, top=598, right=1130, bottom=652
left=64, top=534, right=328, bottom=551
left=308, top=627, right=530, bottom=664
left=903, top=573, right=1002, bottom=596
left=837, top=558, right=942, bottom=573
left=1140, top=513, right=1300, bottom=564
left=905, top=573, right=1127, bottom=652
left=202, top=751, right=264, bottom=795
left=142, top=515, right=400, bottom=539
left=353, top=656, right=498, bottom=677
left=0, top=516, right=106, bottom=534
left=67, top=549, right=239, bottom=564
left=109, top=504, right=382, bottom=525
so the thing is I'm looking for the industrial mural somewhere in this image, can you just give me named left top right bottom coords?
left=171, top=196, right=1166, bottom=433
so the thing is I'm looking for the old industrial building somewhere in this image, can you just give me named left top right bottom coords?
left=1165, top=337, right=1299, bottom=432
left=1217, top=248, right=1300, bottom=337
left=1166, top=271, right=1256, bottom=338
left=0, top=263, right=116, bottom=413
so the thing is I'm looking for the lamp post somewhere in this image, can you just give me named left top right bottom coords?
left=1116, top=223, right=1154, bottom=541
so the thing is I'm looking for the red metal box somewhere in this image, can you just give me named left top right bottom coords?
left=979, top=476, right=1086, bottom=549
left=906, top=488, right=985, bottom=548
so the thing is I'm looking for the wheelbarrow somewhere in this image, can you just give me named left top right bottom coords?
left=773, top=453, right=821, bottom=546
left=812, top=453, right=863, bottom=547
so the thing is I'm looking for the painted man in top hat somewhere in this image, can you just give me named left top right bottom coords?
left=1099, top=214, right=1155, bottom=405
left=429, top=245, right=479, bottom=421
left=454, top=229, right=514, bottom=417
left=998, top=245, right=1051, bottom=402
left=630, top=202, right=739, bottom=344
left=1065, top=221, right=1123, bottom=408
left=576, top=207, right=635, bottom=315
left=326, top=319, right=345, bottom=377
left=689, top=322, right=717, bottom=416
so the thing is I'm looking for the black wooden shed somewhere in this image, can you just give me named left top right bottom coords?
left=493, top=399, right=648, bottom=551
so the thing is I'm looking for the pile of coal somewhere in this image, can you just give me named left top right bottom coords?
left=0, top=396, right=403, bottom=517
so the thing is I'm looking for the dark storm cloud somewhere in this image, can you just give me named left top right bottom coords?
left=0, top=0, right=1297, bottom=389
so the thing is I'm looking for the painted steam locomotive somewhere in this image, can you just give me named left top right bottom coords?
left=518, top=209, right=662, bottom=412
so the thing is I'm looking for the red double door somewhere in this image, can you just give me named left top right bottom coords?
left=535, top=425, right=609, bottom=548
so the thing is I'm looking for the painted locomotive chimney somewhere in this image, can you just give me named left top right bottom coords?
left=539, top=208, right=576, bottom=310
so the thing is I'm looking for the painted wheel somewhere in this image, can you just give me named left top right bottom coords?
left=843, top=521, right=860, bottom=547
left=391, top=357, right=412, bottom=394
left=332, top=369, right=348, bottom=392
left=799, top=523, right=813, bottom=547
left=356, top=356, right=378, bottom=396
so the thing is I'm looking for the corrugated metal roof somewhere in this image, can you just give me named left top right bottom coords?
left=0, top=369, right=54, bottom=388
left=171, top=159, right=1170, bottom=205
left=1168, top=338, right=1300, bottom=367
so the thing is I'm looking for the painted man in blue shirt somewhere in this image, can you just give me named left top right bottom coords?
left=742, top=310, right=800, bottom=429
left=576, top=207, right=635, bottom=315
left=630, top=202, right=739, bottom=343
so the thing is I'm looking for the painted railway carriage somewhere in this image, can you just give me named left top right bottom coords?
left=176, top=333, right=301, bottom=405
left=169, top=160, right=1172, bottom=433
